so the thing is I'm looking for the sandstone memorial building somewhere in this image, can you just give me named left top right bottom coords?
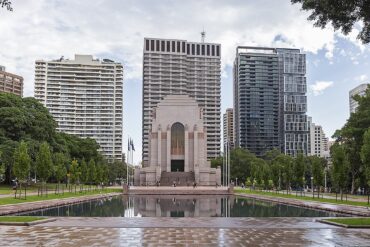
left=135, top=95, right=221, bottom=186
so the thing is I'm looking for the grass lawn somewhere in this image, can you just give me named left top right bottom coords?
left=0, top=183, right=72, bottom=195
left=0, top=188, right=122, bottom=206
left=0, top=216, right=46, bottom=223
left=235, top=188, right=370, bottom=207
left=325, top=218, right=370, bottom=227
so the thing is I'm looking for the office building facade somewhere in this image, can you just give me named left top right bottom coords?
left=34, top=55, right=123, bottom=160
left=0, top=65, right=23, bottom=97
left=223, top=108, right=234, bottom=149
left=349, top=83, right=369, bottom=113
left=233, top=47, right=308, bottom=156
left=142, top=38, right=221, bottom=165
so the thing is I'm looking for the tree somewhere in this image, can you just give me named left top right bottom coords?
left=0, top=0, right=12, bottom=11
left=292, top=0, right=370, bottom=43
left=310, top=156, right=324, bottom=198
left=54, top=153, right=67, bottom=194
left=332, top=86, right=370, bottom=194
left=69, top=159, right=80, bottom=193
left=88, top=159, right=96, bottom=189
left=79, top=159, right=88, bottom=188
left=0, top=151, right=5, bottom=182
left=13, top=141, right=30, bottom=199
left=293, top=153, right=306, bottom=190
left=360, top=128, right=370, bottom=203
left=281, top=155, right=294, bottom=193
left=331, top=143, right=349, bottom=200
left=230, top=148, right=256, bottom=184
left=36, top=142, right=53, bottom=196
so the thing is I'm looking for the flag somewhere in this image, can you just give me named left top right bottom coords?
left=128, top=138, right=131, bottom=151
left=131, top=139, right=135, bottom=151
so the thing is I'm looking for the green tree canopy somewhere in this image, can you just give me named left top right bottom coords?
left=54, top=153, right=68, bottom=183
left=292, top=0, right=370, bottom=43
left=36, top=142, right=53, bottom=183
left=13, top=141, right=30, bottom=182
left=361, top=128, right=370, bottom=187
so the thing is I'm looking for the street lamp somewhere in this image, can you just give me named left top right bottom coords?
left=311, top=176, right=314, bottom=199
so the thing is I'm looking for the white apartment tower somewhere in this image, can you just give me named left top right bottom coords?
left=34, top=55, right=123, bottom=160
left=308, top=116, right=328, bottom=157
left=223, top=108, right=234, bottom=149
left=349, top=83, right=369, bottom=113
left=142, top=38, right=221, bottom=165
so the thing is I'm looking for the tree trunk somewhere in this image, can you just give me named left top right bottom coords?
left=351, top=173, right=356, bottom=194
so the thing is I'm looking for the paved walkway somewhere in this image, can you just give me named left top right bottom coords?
left=1, top=218, right=370, bottom=246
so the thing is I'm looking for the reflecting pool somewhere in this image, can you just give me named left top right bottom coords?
left=18, top=195, right=345, bottom=217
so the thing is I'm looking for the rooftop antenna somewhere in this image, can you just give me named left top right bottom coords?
left=201, top=29, right=206, bottom=43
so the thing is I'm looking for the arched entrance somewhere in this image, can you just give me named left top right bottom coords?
left=171, top=122, right=185, bottom=171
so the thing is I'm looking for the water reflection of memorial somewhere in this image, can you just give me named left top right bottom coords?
left=131, top=195, right=233, bottom=217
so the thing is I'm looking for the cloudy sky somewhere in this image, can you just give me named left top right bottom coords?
left=1, top=0, right=369, bottom=164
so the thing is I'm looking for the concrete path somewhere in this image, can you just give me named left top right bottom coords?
left=1, top=218, right=370, bottom=246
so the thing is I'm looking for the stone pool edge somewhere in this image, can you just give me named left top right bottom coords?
left=235, top=193, right=370, bottom=217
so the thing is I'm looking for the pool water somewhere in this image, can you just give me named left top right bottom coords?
left=18, top=195, right=345, bottom=217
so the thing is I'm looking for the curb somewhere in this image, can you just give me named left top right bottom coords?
left=0, top=218, right=56, bottom=226
left=317, top=219, right=370, bottom=228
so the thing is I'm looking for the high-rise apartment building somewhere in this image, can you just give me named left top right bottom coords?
left=34, top=55, right=123, bottom=160
left=308, top=117, right=328, bottom=157
left=142, top=38, right=221, bottom=165
left=277, top=48, right=308, bottom=156
left=233, top=47, right=307, bottom=156
left=349, top=83, right=369, bottom=113
left=223, top=108, right=234, bottom=149
left=0, top=65, right=23, bottom=97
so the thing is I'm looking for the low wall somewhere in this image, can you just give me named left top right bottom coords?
left=128, top=186, right=231, bottom=195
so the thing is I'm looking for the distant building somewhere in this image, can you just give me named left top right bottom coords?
left=308, top=116, right=329, bottom=158
left=349, top=83, right=369, bottom=113
left=233, top=46, right=308, bottom=156
left=223, top=108, right=234, bottom=149
left=0, top=65, right=23, bottom=97
left=142, top=38, right=221, bottom=165
left=34, top=55, right=123, bottom=161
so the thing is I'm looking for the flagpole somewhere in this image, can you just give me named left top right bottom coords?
left=127, top=137, right=130, bottom=186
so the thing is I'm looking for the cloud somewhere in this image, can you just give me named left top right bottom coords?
left=355, top=74, right=368, bottom=82
left=0, top=0, right=345, bottom=97
left=310, top=81, right=334, bottom=96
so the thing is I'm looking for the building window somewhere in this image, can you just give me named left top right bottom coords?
left=192, top=44, right=195, bottom=55
left=167, top=41, right=170, bottom=52
left=172, top=41, right=175, bottom=52
left=187, top=44, right=190, bottom=55
left=216, top=45, right=220, bottom=56
left=177, top=42, right=180, bottom=52
left=145, top=40, right=149, bottom=51
left=151, top=40, right=154, bottom=51
left=171, top=122, right=185, bottom=155
left=197, top=45, right=200, bottom=55
left=212, top=45, right=215, bottom=56
left=207, top=45, right=210, bottom=55
left=156, top=40, right=160, bottom=51
left=161, top=41, right=165, bottom=51
left=182, top=42, right=186, bottom=53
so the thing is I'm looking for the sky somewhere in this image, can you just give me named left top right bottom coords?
left=1, top=0, right=369, bottom=165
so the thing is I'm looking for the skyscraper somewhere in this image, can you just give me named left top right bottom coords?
left=0, top=65, right=23, bottom=97
left=223, top=108, right=234, bottom=149
left=142, top=38, right=221, bottom=165
left=34, top=55, right=123, bottom=160
left=349, top=83, right=369, bottom=113
left=233, top=46, right=308, bottom=156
